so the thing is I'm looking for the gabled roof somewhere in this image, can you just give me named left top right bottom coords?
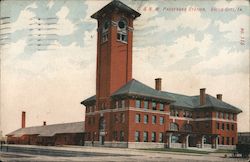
left=81, top=95, right=96, bottom=105
left=163, top=91, right=242, bottom=113
left=111, top=79, right=174, bottom=103
left=81, top=78, right=242, bottom=113
left=192, top=95, right=242, bottom=113
left=7, top=122, right=84, bottom=137
left=162, top=92, right=195, bottom=108
left=91, top=0, right=141, bottom=19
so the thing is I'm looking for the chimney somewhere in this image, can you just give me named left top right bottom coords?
left=216, top=94, right=222, bottom=101
left=43, top=121, right=46, bottom=126
left=200, top=88, right=206, bottom=105
left=21, top=111, right=26, bottom=128
left=155, top=78, right=162, bottom=91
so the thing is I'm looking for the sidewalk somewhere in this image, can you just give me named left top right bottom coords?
left=0, top=144, right=248, bottom=162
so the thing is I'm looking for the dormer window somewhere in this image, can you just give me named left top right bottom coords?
left=102, top=20, right=109, bottom=43
left=117, top=19, right=127, bottom=43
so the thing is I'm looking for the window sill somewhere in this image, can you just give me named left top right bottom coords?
left=117, top=40, right=128, bottom=44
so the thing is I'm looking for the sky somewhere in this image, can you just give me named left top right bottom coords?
left=0, top=0, right=249, bottom=136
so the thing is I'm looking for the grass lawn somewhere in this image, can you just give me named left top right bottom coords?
left=139, top=148, right=210, bottom=154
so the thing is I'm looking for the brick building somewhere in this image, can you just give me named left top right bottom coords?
left=81, top=0, right=242, bottom=149
left=7, top=112, right=85, bottom=146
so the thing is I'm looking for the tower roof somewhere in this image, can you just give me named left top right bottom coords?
left=91, top=0, right=141, bottom=19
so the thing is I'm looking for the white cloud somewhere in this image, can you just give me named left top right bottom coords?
left=215, top=15, right=249, bottom=40
left=214, top=0, right=249, bottom=8
left=134, top=33, right=212, bottom=71
left=135, top=6, right=211, bottom=32
left=1, top=40, right=27, bottom=64
left=193, top=48, right=249, bottom=74
left=56, top=6, right=76, bottom=35
left=47, top=0, right=55, bottom=9
left=11, top=9, right=36, bottom=32
left=83, top=1, right=111, bottom=23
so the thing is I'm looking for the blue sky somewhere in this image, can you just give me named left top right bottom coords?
left=0, top=0, right=249, bottom=135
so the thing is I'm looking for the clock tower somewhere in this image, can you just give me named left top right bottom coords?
left=91, top=0, right=141, bottom=110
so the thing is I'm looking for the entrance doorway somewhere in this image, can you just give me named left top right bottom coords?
left=100, top=135, right=105, bottom=145
left=189, top=135, right=196, bottom=147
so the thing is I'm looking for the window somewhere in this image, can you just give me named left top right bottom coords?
left=101, top=103, right=105, bottom=110
left=113, top=131, right=117, bottom=141
left=117, top=19, right=127, bottom=43
left=171, top=135, right=179, bottom=143
left=175, top=110, right=179, bottom=117
left=226, top=123, right=230, bottom=130
left=232, top=137, right=234, bottom=145
left=217, top=123, right=220, bottom=129
left=225, top=113, right=229, bottom=120
left=93, top=116, right=95, bottom=124
left=183, top=111, right=186, bottom=117
left=232, top=114, right=235, bottom=120
left=114, top=114, right=118, bottom=123
left=170, top=123, right=179, bottom=131
left=121, top=113, right=125, bottom=123
left=121, top=100, right=125, bottom=108
left=115, top=101, right=119, bottom=108
left=189, top=112, right=192, bottom=118
left=151, top=132, right=156, bottom=142
left=120, top=131, right=124, bottom=142
left=135, top=131, right=140, bottom=142
left=144, top=115, right=148, bottom=124
left=230, top=114, right=234, bottom=120
left=152, top=102, right=156, bottom=110
left=221, top=112, right=224, bottom=119
left=184, top=124, right=192, bottom=132
left=102, top=20, right=109, bottom=43
left=160, top=117, right=164, bottom=125
left=226, top=137, right=230, bottom=145
left=159, top=132, right=163, bottom=143
left=222, top=137, right=224, bottom=145
left=222, top=123, right=225, bottom=130
left=144, top=101, right=148, bottom=109
left=216, top=112, right=219, bottom=118
left=143, top=131, right=148, bottom=142
left=135, top=114, right=140, bottom=123
left=152, top=115, right=156, bottom=124
left=205, top=112, right=210, bottom=118
left=170, top=109, right=175, bottom=116
left=231, top=124, right=234, bottom=130
left=136, top=100, right=141, bottom=108
left=205, top=122, right=209, bottom=128
left=159, top=103, right=164, bottom=111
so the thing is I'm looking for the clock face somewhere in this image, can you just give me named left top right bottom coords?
left=118, top=20, right=126, bottom=29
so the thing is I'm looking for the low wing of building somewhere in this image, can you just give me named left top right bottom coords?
left=7, top=122, right=85, bottom=146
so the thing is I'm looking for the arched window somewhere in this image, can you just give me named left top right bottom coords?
left=102, top=20, right=109, bottom=43
left=117, top=19, right=127, bottom=43
left=183, top=124, right=193, bottom=132
left=171, top=135, right=180, bottom=143
left=99, top=117, right=105, bottom=131
left=170, top=123, right=179, bottom=131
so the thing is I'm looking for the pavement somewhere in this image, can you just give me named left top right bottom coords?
left=0, top=144, right=249, bottom=162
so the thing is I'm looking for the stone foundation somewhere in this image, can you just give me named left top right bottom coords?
left=218, top=145, right=236, bottom=150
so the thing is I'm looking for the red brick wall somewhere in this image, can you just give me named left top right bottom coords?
left=96, top=12, right=134, bottom=103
